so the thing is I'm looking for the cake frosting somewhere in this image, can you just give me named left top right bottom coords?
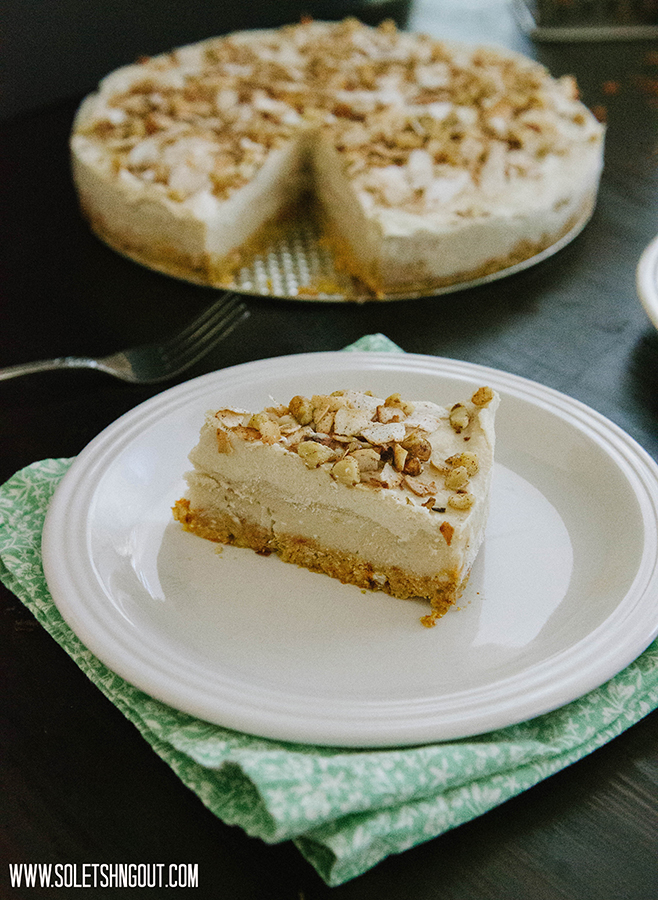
left=71, top=18, right=604, bottom=297
left=172, top=386, right=500, bottom=625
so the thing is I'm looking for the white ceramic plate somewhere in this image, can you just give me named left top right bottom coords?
left=42, top=353, right=658, bottom=747
left=637, top=233, right=658, bottom=331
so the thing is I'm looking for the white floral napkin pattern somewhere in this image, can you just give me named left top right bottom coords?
left=1, top=335, right=657, bottom=886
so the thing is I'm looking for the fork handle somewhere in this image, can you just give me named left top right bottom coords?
left=0, top=357, right=98, bottom=381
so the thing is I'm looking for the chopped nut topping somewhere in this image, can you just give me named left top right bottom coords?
left=314, top=408, right=335, bottom=434
left=446, top=451, right=479, bottom=476
left=384, top=393, right=415, bottom=415
left=376, top=405, right=404, bottom=424
left=265, top=403, right=288, bottom=417
left=403, top=456, right=422, bottom=476
left=351, top=447, right=381, bottom=472
left=440, top=521, right=454, bottom=545
left=449, top=403, right=471, bottom=433
left=211, top=389, right=489, bottom=514
left=401, top=433, right=432, bottom=461
left=361, top=422, right=406, bottom=444
left=298, top=440, right=335, bottom=467
left=391, top=443, right=407, bottom=472
left=334, top=406, right=373, bottom=436
left=331, top=456, right=360, bottom=485
left=248, top=412, right=281, bottom=444
left=312, top=393, right=347, bottom=412
left=444, top=465, right=469, bottom=490
left=289, top=395, right=314, bottom=425
left=448, top=491, right=475, bottom=510
left=403, top=476, right=438, bottom=496
left=471, top=386, right=495, bottom=407
left=286, top=425, right=314, bottom=450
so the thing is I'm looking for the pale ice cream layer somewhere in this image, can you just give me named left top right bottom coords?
left=182, top=390, right=499, bottom=583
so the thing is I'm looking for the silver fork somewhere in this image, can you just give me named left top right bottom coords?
left=0, top=293, right=249, bottom=384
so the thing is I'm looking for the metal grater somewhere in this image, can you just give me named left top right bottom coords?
left=227, top=210, right=359, bottom=301
left=223, top=203, right=594, bottom=303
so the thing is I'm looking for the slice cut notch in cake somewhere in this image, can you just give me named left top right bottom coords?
left=173, top=385, right=499, bottom=626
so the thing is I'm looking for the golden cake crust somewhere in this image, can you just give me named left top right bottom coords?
left=172, top=498, right=462, bottom=620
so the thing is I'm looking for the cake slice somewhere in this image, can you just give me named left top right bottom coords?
left=172, top=385, right=499, bottom=626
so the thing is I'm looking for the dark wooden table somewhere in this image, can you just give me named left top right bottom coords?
left=2, top=2, right=658, bottom=897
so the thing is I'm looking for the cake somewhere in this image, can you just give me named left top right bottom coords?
left=70, top=18, right=604, bottom=299
left=172, top=385, right=499, bottom=626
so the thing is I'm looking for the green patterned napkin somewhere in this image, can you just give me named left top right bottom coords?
left=2, top=334, right=658, bottom=886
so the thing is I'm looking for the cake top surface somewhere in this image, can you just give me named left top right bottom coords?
left=72, top=18, right=603, bottom=219
left=205, top=386, right=499, bottom=522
